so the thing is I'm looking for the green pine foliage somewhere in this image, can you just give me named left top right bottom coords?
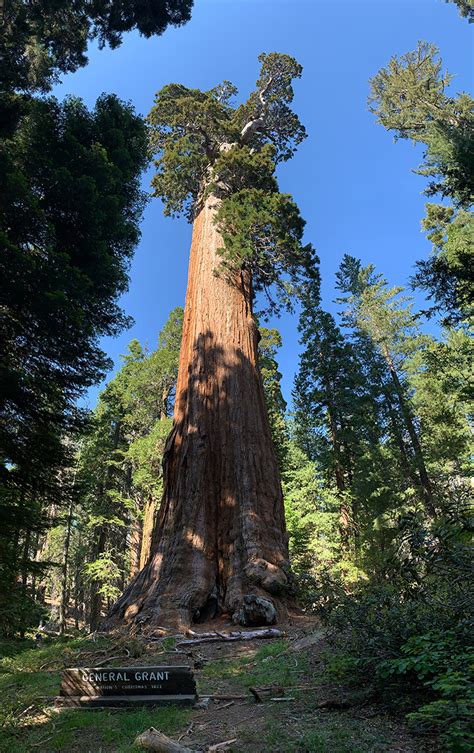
left=446, top=0, right=474, bottom=23
left=148, top=52, right=315, bottom=315
left=25, top=309, right=182, bottom=630
left=0, top=92, right=148, bottom=632
left=369, top=41, right=473, bottom=325
left=1, top=0, right=194, bottom=92
left=414, top=204, right=473, bottom=323
left=369, top=41, right=473, bottom=207
left=290, top=246, right=472, bottom=751
left=258, top=327, right=289, bottom=471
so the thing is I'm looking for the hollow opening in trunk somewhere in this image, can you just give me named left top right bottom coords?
left=192, top=587, right=219, bottom=623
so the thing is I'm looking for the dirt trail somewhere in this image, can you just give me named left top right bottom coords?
left=134, top=612, right=430, bottom=753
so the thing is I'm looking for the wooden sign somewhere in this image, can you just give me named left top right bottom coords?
left=58, top=665, right=197, bottom=707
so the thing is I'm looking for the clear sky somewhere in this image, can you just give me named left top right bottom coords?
left=52, top=0, right=472, bottom=407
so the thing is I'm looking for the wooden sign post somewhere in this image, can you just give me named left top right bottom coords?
left=58, top=665, right=197, bottom=707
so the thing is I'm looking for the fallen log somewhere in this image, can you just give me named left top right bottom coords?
left=135, top=727, right=200, bottom=753
left=135, top=728, right=237, bottom=753
left=249, top=687, right=263, bottom=703
left=207, top=740, right=237, bottom=752
left=177, top=722, right=195, bottom=742
left=215, top=701, right=234, bottom=710
left=203, top=694, right=246, bottom=700
left=249, top=685, right=287, bottom=703
left=176, top=628, right=283, bottom=648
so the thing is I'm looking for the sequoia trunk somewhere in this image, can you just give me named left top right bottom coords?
left=110, top=195, right=289, bottom=628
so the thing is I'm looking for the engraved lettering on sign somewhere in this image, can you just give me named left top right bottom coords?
left=59, top=665, right=196, bottom=707
left=134, top=671, right=169, bottom=682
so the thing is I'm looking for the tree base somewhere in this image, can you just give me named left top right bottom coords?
left=107, top=557, right=290, bottom=631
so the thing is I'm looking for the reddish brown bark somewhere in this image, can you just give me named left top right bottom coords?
left=139, top=496, right=156, bottom=570
left=129, top=513, right=142, bottom=580
left=110, top=196, right=289, bottom=628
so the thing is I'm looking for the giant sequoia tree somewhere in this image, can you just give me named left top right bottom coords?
left=111, top=53, right=314, bottom=628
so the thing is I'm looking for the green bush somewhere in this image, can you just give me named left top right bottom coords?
left=0, top=587, right=47, bottom=638
left=378, top=631, right=474, bottom=751
left=315, top=508, right=473, bottom=751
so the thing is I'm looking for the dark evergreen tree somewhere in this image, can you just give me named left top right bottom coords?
left=294, top=266, right=395, bottom=557
left=336, top=255, right=437, bottom=517
left=0, top=93, right=148, bottom=631
left=1, top=0, right=194, bottom=93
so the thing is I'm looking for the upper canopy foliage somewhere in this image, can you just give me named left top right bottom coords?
left=2, top=0, right=194, bottom=92
left=369, top=41, right=473, bottom=208
left=446, top=0, right=474, bottom=22
left=369, top=42, right=473, bottom=325
left=148, top=52, right=314, bottom=314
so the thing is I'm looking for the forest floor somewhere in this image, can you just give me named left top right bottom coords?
left=0, top=613, right=439, bottom=753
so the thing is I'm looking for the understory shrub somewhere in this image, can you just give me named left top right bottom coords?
left=0, top=585, right=47, bottom=638
left=313, top=506, right=473, bottom=751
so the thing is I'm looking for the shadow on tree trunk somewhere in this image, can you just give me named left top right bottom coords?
left=108, top=330, right=290, bottom=630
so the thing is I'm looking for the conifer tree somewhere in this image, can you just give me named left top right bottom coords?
left=369, top=42, right=473, bottom=323
left=110, top=53, right=315, bottom=628
left=336, top=255, right=437, bottom=518
left=75, top=310, right=182, bottom=627
left=258, top=327, right=289, bottom=473
left=0, top=94, right=148, bottom=632
left=293, top=266, right=395, bottom=555
left=1, top=0, right=194, bottom=93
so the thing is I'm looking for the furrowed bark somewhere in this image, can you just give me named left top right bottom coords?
left=129, top=513, right=142, bottom=580
left=109, top=194, right=289, bottom=628
left=139, top=496, right=156, bottom=569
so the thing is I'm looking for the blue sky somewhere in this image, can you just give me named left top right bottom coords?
left=52, top=0, right=472, bottom=407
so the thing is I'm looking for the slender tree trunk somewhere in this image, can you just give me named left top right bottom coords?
left=384, top=389, right=422, bottom=488
left=89, top=525, right=106, bottom=630
left=21, top=528, right=31, bottom=593
left=30, top=532, right=40, bottom=598
left=160, top=384, right=172, bottom=420
left=59, top=499, right=74, bottom=634
left=382, top=348, right=436, bottom=517
left=110, top=195, right=289, bottom=628
left=327, top=408, right=352, bottom=553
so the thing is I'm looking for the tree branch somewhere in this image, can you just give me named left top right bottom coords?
left=239, top=76, right=273, bottom=144
left=259, top=76, right=273, bottom=107
left=185, top=123, right=214, bottom=160
left=240, top=116, right=265, bottom=144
